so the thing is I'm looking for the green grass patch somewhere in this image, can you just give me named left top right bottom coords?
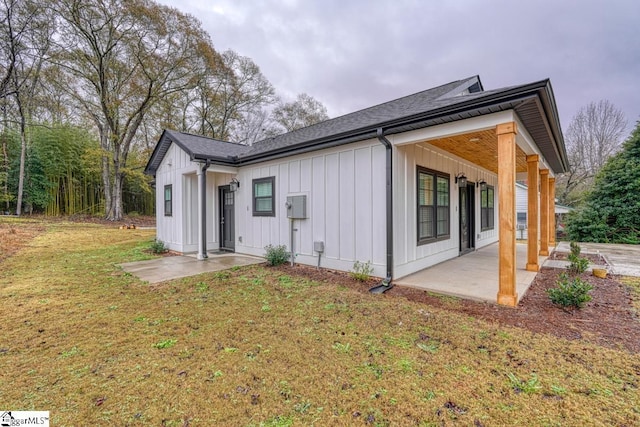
left=0, top=218, right=639, bottom=426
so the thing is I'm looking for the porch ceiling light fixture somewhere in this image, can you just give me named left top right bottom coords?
left=476, top=179, right=487, bottom=189
left=455, top=173, right=467, bottom=187
left=229, top=178, right=240, bottom=192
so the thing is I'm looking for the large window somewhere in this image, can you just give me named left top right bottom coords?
left=164, top=184, right=172, bottom=217
left=417, top=167, right=450, bottom=244
left=481, top=185, right=495, bottom=231
left=253, top=177, right=275, bottom=216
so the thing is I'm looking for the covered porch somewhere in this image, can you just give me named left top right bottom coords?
left=394, top=242, right=550, bottom=303
left=390, top=101, right=566, bottom=306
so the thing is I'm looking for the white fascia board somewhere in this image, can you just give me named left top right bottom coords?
left=388, top=110, right=516, bottom=146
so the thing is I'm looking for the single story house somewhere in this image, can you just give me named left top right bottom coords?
left=515, top=182, right=572, bottom=240
left=145, top=75, right=568, bottom=306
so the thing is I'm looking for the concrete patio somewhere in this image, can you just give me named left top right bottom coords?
left=119, top=252, right=264, bottom=284
left=394, top=243, right=548, bottom=304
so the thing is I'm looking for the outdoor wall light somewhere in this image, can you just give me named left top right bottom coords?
left=229, top=178, right=240, bottom=192
left=455, top=173, right=467, bottom=187
left=476, top=179, right=487, bottom=189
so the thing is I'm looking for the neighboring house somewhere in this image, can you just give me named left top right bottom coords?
left=145, top=75, right=568, bottom=306
left=515, top=182, right=572, bottom=240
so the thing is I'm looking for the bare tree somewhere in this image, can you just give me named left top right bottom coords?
left=191, top=49, right=276, bottom=142
left=556, top=100, right=628, bottom=205
left=11, top=0, right=53, bottom=215
left=52, top=0, right=220, bottom=220
left=269, top=93, right=329, bottom=135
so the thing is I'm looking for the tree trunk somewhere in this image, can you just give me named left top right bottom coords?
left=102, top=152, right=112, bottom=219
left=112, top=168, right=124, bottom=221
left=1, top=133, right=9, bottom=212
left=16, top=113, right=26, bottom=216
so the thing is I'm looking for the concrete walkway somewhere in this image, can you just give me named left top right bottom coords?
left=394, top=243, right=546, bottom=304
left=553, top=242, right=640, bottom=277
left=119, top=252, right=264, bottom=284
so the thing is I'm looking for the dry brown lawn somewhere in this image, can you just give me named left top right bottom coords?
left=1, top=218, right=639, bottom=426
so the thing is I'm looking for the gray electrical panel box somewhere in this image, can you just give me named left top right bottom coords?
left=313, top=241, right=324, bottom=253
left=286, top=195, right=307, bottom=219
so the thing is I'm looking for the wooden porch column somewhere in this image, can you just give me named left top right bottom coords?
left=496, top=122, right=518, bottom=307
left=549, top=177, right=556, bottom=247
left=539, top=169, right=550, bottom=256
left=526, top=155, right=540, bottom=271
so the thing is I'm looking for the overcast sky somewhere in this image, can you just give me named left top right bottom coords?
left=159, top=0, right=638, bottom=135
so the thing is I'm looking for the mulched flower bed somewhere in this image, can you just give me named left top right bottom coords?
left=275, top=263, right=640, bottom=354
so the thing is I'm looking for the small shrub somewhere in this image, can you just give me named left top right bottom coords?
left=566, top=241, right=589, bottom=274
left=567, top=253, right=589, bottom=275
left=547, top=272, right=593, bottom=309
left=351, top=260, right=373, bottom=281
left=264, top=244, right=290, bottom=266
left=149, top=239, right=168, bottom=254
left=569, top=241, right=581, bottom=257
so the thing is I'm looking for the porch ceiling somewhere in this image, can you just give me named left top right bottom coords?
left=426, top=129, right=528, bottom=174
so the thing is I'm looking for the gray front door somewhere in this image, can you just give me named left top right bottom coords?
left=459, top=183, right=475, bottom=254
left=219, top=185, right=235, bottom=251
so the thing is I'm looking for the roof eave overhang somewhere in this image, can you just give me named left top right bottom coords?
left=238, top=80, right=568, bottom=172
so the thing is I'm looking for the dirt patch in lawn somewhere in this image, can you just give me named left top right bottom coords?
left=0, top=219, right=45, bottom=263
left=274, top=263, right=640, bottom=354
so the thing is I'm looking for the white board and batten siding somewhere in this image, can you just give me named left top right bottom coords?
left=155, top=143, right=192, bottom=251
left=234, top=139, right=388, bottom=277
left=515, top=183, right=530, bottom=240
left=393, top=142, right=499, bottom=279
left=155, top=142, right=235, bottom=253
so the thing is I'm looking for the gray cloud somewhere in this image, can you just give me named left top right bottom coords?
left=160, top=0, right=639, bottom=134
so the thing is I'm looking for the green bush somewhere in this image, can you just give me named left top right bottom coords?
left=149, top=239, right=168, bottom=254
left=264, top=244, right=290, bottom=266
left=569, top=241, right=581, bottom=257
left=547, top=272, right=593, bottom=309
left=567, top=241, right=589, bottom=274
left=567, top=253, right=589, bottom=275
left=351, top=260, right=373, bottom=281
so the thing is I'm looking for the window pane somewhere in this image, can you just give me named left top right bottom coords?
left=418, top=205, right=434, bottom=239
left=437, top=177, right=449, bottom=206
left=437, top=206, right=449, bottom=235
left=517, top=212, right=527, bottom=223
left=488, top=188, right=494, bottom=208
left=419, top=173, right=434, bottom=206
left=255, top=197, right=272, bottom=212
left=254, top=181, right=272, bottom=197
left=481, top=189, right=487, bottom=208
left=164, top=185, right=172, bottom=216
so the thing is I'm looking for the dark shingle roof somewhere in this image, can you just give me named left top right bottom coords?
left=166, top=130, right=250, bottom=159
left=145, top=75, right=568, bottom=175
left=145, top=130, right=251, bottom=174
left=242, top=76, right=481, bottom=158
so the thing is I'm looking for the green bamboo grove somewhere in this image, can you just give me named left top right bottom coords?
left=0, top=124, right=154, bottom=216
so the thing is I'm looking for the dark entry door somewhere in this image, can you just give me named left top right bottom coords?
left=219, top=185, right=235, bottom=251
left=459, top=183, right=475, bottom=254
